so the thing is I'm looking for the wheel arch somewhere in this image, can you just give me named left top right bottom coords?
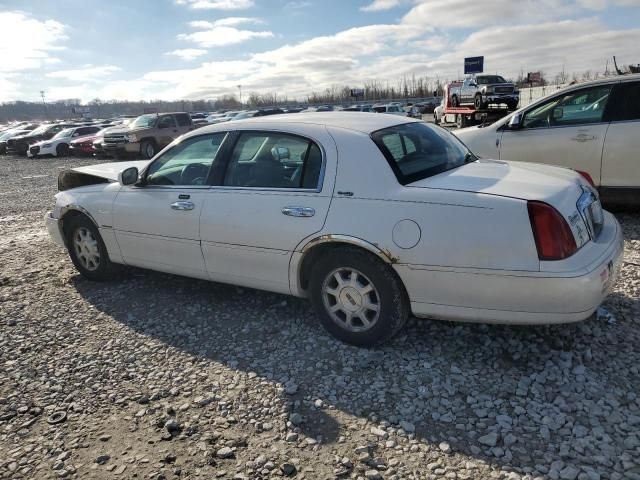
left=59, top=206, right=100, bottom=243
left=295, top=235, right=398, bottom=294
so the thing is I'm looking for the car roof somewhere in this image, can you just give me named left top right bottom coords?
left=192, top=112, right=419, bottom=135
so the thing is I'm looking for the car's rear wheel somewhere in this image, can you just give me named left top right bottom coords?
left=309, top=247, right=409, bottom=347
left=451, top=95, right=459, bottom=107
left=65, top=214, right=115, bottom=281
left=56, top=143, right=69, bottom=157
left=141, top=140, right=156, bottom=159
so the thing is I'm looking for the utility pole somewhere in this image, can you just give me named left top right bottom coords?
left=237, top=85, right=242, bottom=107
left=40, top=90, right=48, bottom=119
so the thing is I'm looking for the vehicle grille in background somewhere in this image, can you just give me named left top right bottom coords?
left=494, top=87, right=514, bottom=94
left=104, top=134, right=127, bottom=145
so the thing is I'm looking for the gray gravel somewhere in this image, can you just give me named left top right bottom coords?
left=1, top=154, right=639, bottom=480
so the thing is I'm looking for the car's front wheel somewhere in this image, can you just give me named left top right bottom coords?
left=474, top=94, right=483, bottom=111
left=309, top=247, right=409, bottom=347
left=65, top=214, right=115, bottom=281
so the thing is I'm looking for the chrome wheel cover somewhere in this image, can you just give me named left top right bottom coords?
left=322, top=268, right=380, bottom=332
left=73, top=227, right=100, bottom=271
left=145, top=143, right=155, bottom=158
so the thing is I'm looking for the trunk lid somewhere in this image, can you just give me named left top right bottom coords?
left=408, top=159, right=599, bottom=248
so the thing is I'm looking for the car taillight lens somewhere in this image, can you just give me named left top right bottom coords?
left=527, top=201, right=577, bottom=261
left=575, top=170, right=596, bottom=188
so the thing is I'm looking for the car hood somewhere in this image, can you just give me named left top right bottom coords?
left=70, top=160, right=152, bottom=182
left=58, top=160, right=153, bottom=191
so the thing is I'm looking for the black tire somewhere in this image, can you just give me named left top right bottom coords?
left=474, top=94, right=483, bottom=111
left=140, top=140, right=156, bottom=160
left=309, top=247, right=409, bottom=347
left=65, top=214, right=116, bottom=281
left=56, top=143, right=69, bottom=157
left=456, top=114, right=463, bottom=128
left=507, top=102, right=518, bottom=111
left=451, top=95, right=459, bottom=107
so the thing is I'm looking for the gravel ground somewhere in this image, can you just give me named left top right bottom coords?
left=1, top=154, right=639, bottom=480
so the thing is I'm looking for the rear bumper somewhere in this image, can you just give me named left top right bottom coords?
left=397, top=212, right=624, bottom=325
left=45, top=212, right=65, bottom=248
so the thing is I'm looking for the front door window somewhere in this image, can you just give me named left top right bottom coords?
left=145, top=133, right=226, bottom=186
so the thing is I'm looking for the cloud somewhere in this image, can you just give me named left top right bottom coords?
left=46, top=65, right=121, bottom=82
left=165, top=48, right=208, bottom=60
left=175, top=0, right=254, bottom=10
left=187, top=17, right=263, bottom=28
left=178, top=19, right=273, bottom=47
left=401, top=0, right=574, bottom=28
left=0, top=11, right=67, bottom=73
left=361, top=0, right=411, bottom=11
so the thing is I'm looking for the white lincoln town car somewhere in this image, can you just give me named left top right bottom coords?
left=45, top=113, right=623, bottom=346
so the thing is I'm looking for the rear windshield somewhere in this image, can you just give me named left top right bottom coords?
left=371, top=122, right=473, bottom=184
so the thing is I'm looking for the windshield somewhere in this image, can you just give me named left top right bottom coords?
left=129, top=114, right=157, bottom=129
left=371, top=122, right=473, bottom=185
left=53, top=128, right=74, bottom=139
left=477, top=75, right=507, bottom=84
left=29, top=125, right=49, bottom=135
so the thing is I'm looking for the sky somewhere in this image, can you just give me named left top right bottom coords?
left=0, top=0, right=639, bottom=103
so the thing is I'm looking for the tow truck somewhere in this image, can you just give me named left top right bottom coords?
left=439, top=81, right=515, bottom=128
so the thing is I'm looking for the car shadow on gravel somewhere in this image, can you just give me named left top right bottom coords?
left=71, top=264, right=640, bottom=476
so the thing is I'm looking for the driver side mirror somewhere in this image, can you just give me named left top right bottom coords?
left=507, top=114, right=522, bottom=130
left=118, top=167, right=139, bottom=186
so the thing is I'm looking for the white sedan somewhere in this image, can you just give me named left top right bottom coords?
left=28, top=126, right=101, bottom=158
left=45, top=113, right=623, bottom=346
left=454, top=74, right=640, bottom=206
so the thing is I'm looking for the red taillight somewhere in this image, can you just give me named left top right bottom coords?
left=527, top=201, right=577, bottom=261
left=575, top=170, right=596, bottom=188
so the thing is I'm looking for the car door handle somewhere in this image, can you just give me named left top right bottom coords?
left=170, top=201, right=195, bottom=211
left=572, top=133, right=596, bottom=142
left=282, top=206, right=315, bottom=217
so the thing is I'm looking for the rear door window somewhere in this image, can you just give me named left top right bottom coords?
left=605, top=81, right=640, bottom=122
left=223, top=131, right=322, bottom=189
left=175, top=114, right=192, bottom=127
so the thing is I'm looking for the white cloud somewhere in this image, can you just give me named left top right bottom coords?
left=46, top=65, right=121, bottom=82
left=402, top=0, right=574, bottom=28
left=187, top=17, right=263, bottom=28
left=178, top=20, right=273, bottom=47
left=118, top=16, right=640, bottom=103
left=165, top=48, right=208, bottom=60
left=361, top=0, right=411, bottom=11
left=577, top=0, right=640, bottom=8
left=175, top=0, right=254, bottom=10
left=0, top=12, right=67, bottom=73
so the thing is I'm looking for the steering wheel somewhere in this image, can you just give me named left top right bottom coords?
left=181, top=163, right=208, bottom=185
